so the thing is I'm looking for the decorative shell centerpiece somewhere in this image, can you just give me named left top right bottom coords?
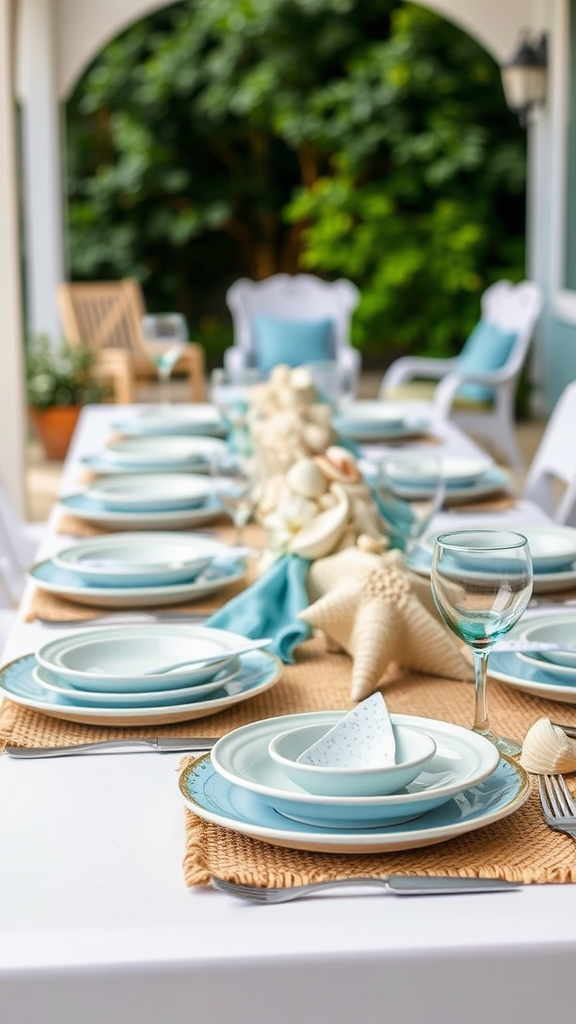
left=248, top=364, right=337, bottom=473
left=259, top=445, right=387, bottom=561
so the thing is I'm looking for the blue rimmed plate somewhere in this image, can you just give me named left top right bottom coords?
left=57, top=491, right=224, bottom=530
left=52, top=532, right=221, bottom=588
left=112, top=405, right=227, bottom=437
left=29, top=553, right=246, bottom=608
left=209, top=712, right=499, bottom=829
left=0, top=649, right=282, bottom=726
left=84, top=473, right=212, bottom=512
left=178, top=753, right=529, bottom=854
left=32, top=657, right=242, bottom=708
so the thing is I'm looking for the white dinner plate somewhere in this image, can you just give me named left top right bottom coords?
left=0, top=650, right=282, bottom=726
left=179, top=753, right=529, bottom=854
left=408, top=524, right=576, bottom=592
left=386, top=455, right=492, bottom=488
left=81, top=442, right=226, bottom=475
left=337, top=402, right=407, bottom=429
left=210, top=712, right=500, bottom=828
left=52, top=532, right=220, bottom=588
left=112, top=404, right=227, bottom=437
left=104, top=435, right=225, bottom=467
left=382, top=465, right=511, bottom=504
left=32, top=658, right=242, bottom=707
left=36, top=624, right=257, bottom=690
left=84, top=473, right=213, bottom=512
left=58, top=491, right=224, bottom=529
left=336, top=415, right=430, bottom=442
left=516, top=612, right=576, bottom=669
left=29, top=553, right=246, bottom=608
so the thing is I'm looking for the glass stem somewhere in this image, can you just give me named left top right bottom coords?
left=472, top=649, right=490, bottom=736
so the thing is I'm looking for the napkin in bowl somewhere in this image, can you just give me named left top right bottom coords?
left=299, top=547, right=473, bottom=700
left=297, top=692, right=396, bottom=767
left=205, top=554, right=311, bottom=664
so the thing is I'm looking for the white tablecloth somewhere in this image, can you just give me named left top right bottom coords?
left=0, top=404, right=573, bottom=1024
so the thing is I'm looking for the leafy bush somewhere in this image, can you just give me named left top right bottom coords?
left=26, top=336, right=111, bottom=410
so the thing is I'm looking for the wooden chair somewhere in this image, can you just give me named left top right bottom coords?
left=56, top=279, right=206, bottom=403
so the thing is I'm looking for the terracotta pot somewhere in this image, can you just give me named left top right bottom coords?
left=28, top=405, right=82, bottom=460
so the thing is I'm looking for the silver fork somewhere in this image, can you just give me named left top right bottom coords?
left=538, top=774, right=576, bottom=838
left=210, top=875, right=520, bottom=903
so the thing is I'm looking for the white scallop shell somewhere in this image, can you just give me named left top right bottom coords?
left=286, top=458, right=328, bottom=499
left=289, top=483, right=350, bottom=559
left=520, top=717, right=576, bottom=774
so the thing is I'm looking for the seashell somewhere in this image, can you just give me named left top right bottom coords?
left=357, top=533, right=389, bottom=554
left=302, top=422, right=334, bottom=454
left=317, top=491, right=337, bottom=510
left=306, top=403, right=334, bottom=427
left=520, top=718, right=576, bottom=774
left=286, top=458, right=328, bottom=499
left=269, top=364, right=292, bottom=387
left=290, top=366, right=314, bottom=392
left=315, top=446, right=361, bottom=484
left=289, top=483, right=350, bottom=559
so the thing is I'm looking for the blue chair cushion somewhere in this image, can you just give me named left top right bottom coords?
left=457, top=321, right=518, bottom=402
left=252, top=314, right=334, bottom=375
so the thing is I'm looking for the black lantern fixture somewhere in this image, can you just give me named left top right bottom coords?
left=501, top=32, right=548, bottom=126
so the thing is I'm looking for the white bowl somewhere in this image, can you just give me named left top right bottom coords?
left=85, top=473, right=211, bottom=511
left=52, top=533, right=215, bottom=587
left=268, top=723, right=436, bottom=797
left=520, top=615, right=576, bottom=668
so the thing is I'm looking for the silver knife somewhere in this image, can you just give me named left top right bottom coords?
left=3, top=737, right=219, bottom=758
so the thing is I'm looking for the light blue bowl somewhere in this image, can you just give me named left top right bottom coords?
left=268, top=723, right=436, bottom=797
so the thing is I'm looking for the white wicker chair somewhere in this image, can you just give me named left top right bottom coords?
left=224, top=273, right=361, bottom=394
left=379, top=280, right=543, bottom=469
left=522, top=381, right=576, bottom=525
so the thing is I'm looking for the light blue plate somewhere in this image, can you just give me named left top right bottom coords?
left=112, top=408, right=227, bottom=437
left=335, top=417, right=430, bottom=442
left=489, top=648, right=576, bottom=704
left=29, top=554, right=246, bottom=608
left=179, top=755, right=529, bottom=853
left=32, top=657, right=242, bottom=708
left=82, top=455, right=213, bottom=475
left=387, top=465, right=511, bottom=502
left=58, top=491, right=225, bottom=530
left=0, top=650, right=282, bottom=726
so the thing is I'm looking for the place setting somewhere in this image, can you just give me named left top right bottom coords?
left=334, top=401, right=432, bottom=443
left=110, top=402, right=228, bottom=438
left=58, top=468, right=227, bottom=531
left=26, top=532, right=248, bottom=613
left=0, top=624, right=281, bottom=727
left=81, top=433, right=228, bottom=476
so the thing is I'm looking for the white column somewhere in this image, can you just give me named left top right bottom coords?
left=16, top=0, right=65, bottom=343
left=0, top=0, right=27, bottom=516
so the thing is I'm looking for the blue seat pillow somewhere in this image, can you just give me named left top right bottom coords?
left=456, top=321, right=518, bottom=402
left=252, top=314, right=334, bottom=376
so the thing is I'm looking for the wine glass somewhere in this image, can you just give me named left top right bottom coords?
left=430, top=530, right=533, bottom=756
left=372, top=454, right=446, bottom=556
left=210, top=368, right=261, bottom=453
left=142, top=314, right=188, bottom=402
left=210, top=447, right=260, bottom=546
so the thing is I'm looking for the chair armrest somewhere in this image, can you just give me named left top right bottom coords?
left=94, top=349, right=135, bottom=404
left=380, top=356, right=459, bottom=394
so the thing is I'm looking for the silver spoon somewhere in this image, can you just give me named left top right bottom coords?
left=87, top=637, right=273, bottom=677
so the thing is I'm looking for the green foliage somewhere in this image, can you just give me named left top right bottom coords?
left=25, top=336, right=110, bottom=410
left=65, top=0, right=526, bottom=366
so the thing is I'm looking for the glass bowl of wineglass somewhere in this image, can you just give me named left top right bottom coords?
left=430, top=530, right=533, bottom=755
left=210, top=447, right=261, bottom=547
left=142, top=314, right=188, bottom=402
left=372, top=454, right=446, bottom=556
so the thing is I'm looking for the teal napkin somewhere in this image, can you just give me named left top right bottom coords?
left=205, top=554, right=312, bottom=664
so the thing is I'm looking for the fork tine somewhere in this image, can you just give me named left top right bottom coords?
left=545, top=775, right=564, bottom=817
left=552, top=774, right=576, bottom=816
left=538, top=775, right=553, bottom=819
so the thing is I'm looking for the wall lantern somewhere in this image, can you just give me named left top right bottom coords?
left=501, top=32, right=548, bottom=127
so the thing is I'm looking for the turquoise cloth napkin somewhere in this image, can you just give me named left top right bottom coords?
left=205, top=554, right=312, bottom=664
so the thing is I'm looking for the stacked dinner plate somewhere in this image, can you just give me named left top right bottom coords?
left=335, top=402, right=430, bottom=442
left=178, top=710, right=530, bottom=854
left=363, top=453, right=511, bottom=506
left=409, top=523, right=576, bottom=594
left=112, top=404, right=227, bottom=437
left=81, top=434, right=228, bottom=477
left=29, top=533, right=248, bottom=608
left=0, top=625, right=282, bottom=727
left=490, top=609, right=576, bottom=706
left=59, top=470, right=225, bottom=530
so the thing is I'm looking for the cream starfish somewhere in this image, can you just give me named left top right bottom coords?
left=300, top=547, right=473, bottom=701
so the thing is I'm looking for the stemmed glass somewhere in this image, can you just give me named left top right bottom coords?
left=430, top=530, right=533, bottom=755
left=210, top=447, right=260, bottom=547
left=142, top=314, right=188, bottom=403
left=372, top=454, right=446, bottom=556
left=210, top=368, right=261, bottom=452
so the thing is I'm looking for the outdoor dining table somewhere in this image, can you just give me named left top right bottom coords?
left=1, top=402, right=576, bottom=1024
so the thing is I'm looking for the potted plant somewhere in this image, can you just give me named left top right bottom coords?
left=26, top=335, right=111, bottom=459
